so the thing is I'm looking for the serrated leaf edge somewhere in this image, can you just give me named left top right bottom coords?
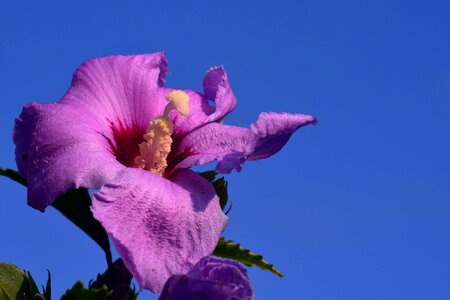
left=213, top=237, right=284, bottom=277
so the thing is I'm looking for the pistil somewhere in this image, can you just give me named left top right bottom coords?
left=133, top=90, right=190, bottom=175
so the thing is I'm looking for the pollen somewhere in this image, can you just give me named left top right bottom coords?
left=133, top=117, right=173, bottom=176
left=134, top=90, right=190, bottom=176
left=164, top=90, right=190, bottom=117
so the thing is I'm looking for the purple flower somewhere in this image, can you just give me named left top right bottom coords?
left=13, top=53, right=316, bottom=293
left=159, top=256, right=253, bottom=300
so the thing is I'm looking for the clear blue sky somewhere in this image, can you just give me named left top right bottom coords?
left=1, top=1, right=449, bottom=299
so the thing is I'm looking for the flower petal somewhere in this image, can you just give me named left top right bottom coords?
left=14, top=102, right=125, bottom=211
left=61, top=53, right=168, bottom=130
left=248, top=112, right=318, bottom=160
left=158, top=67, right=237, bottom=137
left=202, top=66, right=237, bottom=123
left=159, top=256, right=253, bottom=300
left=91, top=168, right=228, bottom=293
left=171, top=112, right=317, bottom=173
left=157, top=88, right=214, bottom=137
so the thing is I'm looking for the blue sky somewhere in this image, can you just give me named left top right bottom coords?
left=1, top=1, right=449, bottom=299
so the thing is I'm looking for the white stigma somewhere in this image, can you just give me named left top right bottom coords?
left=164, top=90, right=190, bottom=117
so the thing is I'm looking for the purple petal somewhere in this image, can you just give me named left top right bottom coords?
left=61, top=53, right=168, bottom=131
left=91, top=168, right=228, bottom=293
left=202, top=66, right=237, bottom=123
left=14, top=102, right=125, bottom=211
left=159, top=67, right=237, bottom=137
left=171, top=112, right=317, bottom=173
left=159, top=256, right=253, bottom=300
left=248, top=112, right=318, bottom=160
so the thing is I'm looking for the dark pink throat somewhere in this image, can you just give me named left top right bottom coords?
left=110, top=120, right=145, bottom=168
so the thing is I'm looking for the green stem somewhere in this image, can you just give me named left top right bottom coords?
left=0, top=167, right=27, bottom=186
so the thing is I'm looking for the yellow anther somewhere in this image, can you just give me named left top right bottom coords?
left=164, top=90, right=190, bottom=117
left=134, top=90, right=190, bottom=176
left=134, top=117, right=173, bottom=176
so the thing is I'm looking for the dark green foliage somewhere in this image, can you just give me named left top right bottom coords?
left=122, top=286, right=139, bottom=300
left=90, top=259, right=137, bottom=300
left=0, top=263, right=51, bottom=300
left=212, top=177, right=229, bottom=211
left=42, top=271, right=51, bottom=300
left=61, top=281, right=111, bottom=300
left=198, top=170, right=232, bottom=214
left=197, top=170, right=217, bottom=182
left=213, top=238, right=284, bottom=277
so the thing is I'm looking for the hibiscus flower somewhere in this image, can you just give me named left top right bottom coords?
left=13, top=52, right=316, bottom=293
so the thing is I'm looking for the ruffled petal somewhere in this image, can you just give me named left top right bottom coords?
left=158, top=67, right=236, bottom=137
left=248, top=112, right=318, bottom=160
left=202, top=66, right=237, bottom=123
left=13, top=102, right=125, bottom=211
left=91, top=168, right=228, bottom=293
left=159, top=256, right=253, bottom=300
left=61, top=53, right=168, bottom=131
left=171, top=112, right=317, bottom=173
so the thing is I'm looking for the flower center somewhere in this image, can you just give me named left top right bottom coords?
left=133, top=90, right=190, bottom=175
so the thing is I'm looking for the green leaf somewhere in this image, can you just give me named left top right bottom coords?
left=0, top=288, right=13, bottom=300
left=61, top=281, right=111, bottom=300
left=0, top=263, right=48, bottom=300
left=198, top=170, right=231, bottom=214
left=26, top=271, right=40, bottom=298
left=42, top=270, right=51, bottom=300
left=0, top=168, right=112, bottom=267
left=89, top=259, right=134, bottom=300
left=52, top=189, right=113, bottom=266
left=197, top=170, right=218, bottom=182
left=123, top=285, right=139, bottom=300
left=213, top=238, right=284, bottom=277
left=211, top=177, right=229, bottom=211
left=0, top=262, right=28, bottom=300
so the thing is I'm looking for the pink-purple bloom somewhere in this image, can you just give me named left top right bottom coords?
left=159, top=256, right=253, bottom=300
left=13, top=52, right=316, bottom=293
